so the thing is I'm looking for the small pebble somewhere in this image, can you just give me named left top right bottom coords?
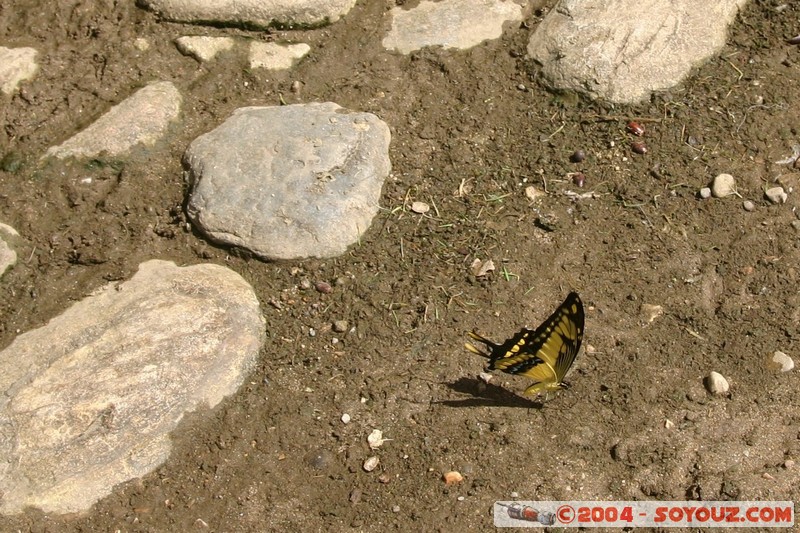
left=704, top=371, right=730, bottom=395
left=525, top=185, right=545, bottom=201
left=367, top=429, right=385, bottom=449
left=743, top=200, right=755, bottom=211
left=640, top=303, right=663, bottom=323
left=516, top=83, right=526, bottom=91
left=711, top=173, right=737, bottom=198
left=771, top=351, right=795, bottom=372
left=290, top=80, right=303, bottom=93
left=411, top=201, right=430, bottom=214
left=349, top=488, right=362, bottom=503
left=664, top=419, right=675, bottom=429
left=333, top=320, right=349, bottom=333
left=510, top=491, right=519, bottom=498
left=315, top=281, right=333, bottom=294
left=392, top=505, right=400, bottom=513
left=378, top=473, right=391, bottom=484
left=299, top=278, right=312, bottom=290
left=443, top=471, right=464, bottom=485
left=784, top=459, right=796, bottom=469
left=699, top=187, right=712, bottom=199
left=765, top=186, right=787, bottom=204
left=363, top=456, right=380, bottom=472
left=341, top=413, right=351, bottom=424
left=457, top=496, right=465, bottom=501
left=631, top=141, right=648, bottom=154
left=571, top=172, right=586, bottom=188
left=569, top=149, right=586, bottom=163
left=307, top=449, right=334, bottom=470
left=792, top=220, right=800, bottom=231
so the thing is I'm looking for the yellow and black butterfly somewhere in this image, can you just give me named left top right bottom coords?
left=465, top=292, right=585, bottom=398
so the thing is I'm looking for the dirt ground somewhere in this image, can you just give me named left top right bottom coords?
left=1, top=0, right=800, bottom=531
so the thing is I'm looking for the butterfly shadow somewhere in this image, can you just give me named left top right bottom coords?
left=437, top=377, right=544, bottom=409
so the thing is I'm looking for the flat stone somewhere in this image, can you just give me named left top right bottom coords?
left=764, top=186, right=787, bottom=204
left=383, top=0, right=523, bottom=54
left=249, top=42, right=310, bottom=70
left=527, top=0, right=748, bottom=103
left=139, top=0, right=357, bottom=28
left=0, top=47, right=38, bottom=95
left=175, top=36, right=235, bottom=62
left=45, top=81, right=182, bottom=160
left=0, top=260, right=265, bottom=514
left=185, top=103, right=391, bottom=260
left=0, top=223, right=20, bottom=278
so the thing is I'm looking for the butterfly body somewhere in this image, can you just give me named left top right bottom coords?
left=465, top=292, right=584, bottom=397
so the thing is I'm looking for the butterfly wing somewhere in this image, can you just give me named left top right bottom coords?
left=466, top=292, right=584, bottom=396
left=551, top=292, right=585, bottom=382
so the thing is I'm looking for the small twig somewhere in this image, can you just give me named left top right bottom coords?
left=723, top=57, right=743, bottom=82
left=685, top=327, right=706, bottom=341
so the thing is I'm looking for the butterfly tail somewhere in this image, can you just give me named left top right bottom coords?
left=464, top=330, right=497, bottom=359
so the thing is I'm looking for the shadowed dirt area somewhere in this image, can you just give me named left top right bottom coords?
left=1, top=0, right=799, bottom=530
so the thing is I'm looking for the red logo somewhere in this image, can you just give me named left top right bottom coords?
left=557, top=505, right=575, bottom=524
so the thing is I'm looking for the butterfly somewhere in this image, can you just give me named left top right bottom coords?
left=465, top=292, right=585, bottom=398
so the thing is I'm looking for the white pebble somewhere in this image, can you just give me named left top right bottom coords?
left=743, top=200, right=755, bottom=211
left=363, top=456, right=380, bottom=472
left=510, top=491, right=519, bottom=498
left=771, top=351, right=795, bottom=372
left=367, top=429, right=385, bottom=449
left=411, top=201, right=430, bottom=214
left=705, top=371, right=729, bottom=395
left=640, top=303, right=663, bottom=324
left=699, top=187, right=712, bottom=199
left=711, top=174, right=737, bottom=198
left=765, top=186, right=787, bottom=204
left=457, top=496, right=465, bottom=501
left=525, top=186, right=545, bottom=202
left=341, top=413, right=351, bottom=424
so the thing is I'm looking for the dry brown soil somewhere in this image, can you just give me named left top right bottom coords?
left=1, top=0, right=800, bottom=531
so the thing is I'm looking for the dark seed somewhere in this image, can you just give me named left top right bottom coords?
left=631, top=141, right=648, bottom=154
left=569, top=149, right=586, bottom=163
left=787, top=35, right=800, bottom=45
left=571, top=172, right=586, bottom=187
left=626, top=121, right=645, bottom=136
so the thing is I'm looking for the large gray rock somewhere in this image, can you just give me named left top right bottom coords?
left=383, top=0, right=524, bottom=54
left=0, top=47, right=38, bottom=95
left=0, top=260, right=265, bottom=515
left=140, top=0, right=356, bottom=28
left=45, top=81, right=182, bottom=159
left=185, top=103, right=391, bottom=260
left=527, top=0, right=748, bottom=103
